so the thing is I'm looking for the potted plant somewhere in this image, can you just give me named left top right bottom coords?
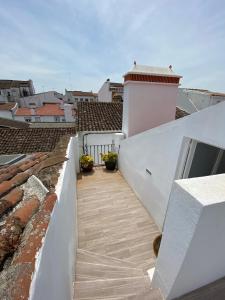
left=101, top=152, right=118, bottom=170
left=80, top=154, right=94, bottom=172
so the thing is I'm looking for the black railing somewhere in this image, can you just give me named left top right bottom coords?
left=83, top=143, right=115, bottom=166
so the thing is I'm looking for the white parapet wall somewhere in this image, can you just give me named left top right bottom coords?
left=152, top=174, right=225, bottom=299
left=29, top=137, right=77, bottom=300
left=119, top=101, right=225, bottom=229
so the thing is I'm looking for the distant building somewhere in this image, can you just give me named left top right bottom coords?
left=98, top=79, right=123, bottom=102
left=0, top=79, right=35, bottom=102
left=19, top=91, right=63, bottom=108
left=65, top=90, right=98, bottom=105
left=14, top=103, right=75, bottom=123
left=177, top=88, right=225, bottom=113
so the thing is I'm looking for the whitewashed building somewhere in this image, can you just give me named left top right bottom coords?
left=119, top=64, right=225, bottom=299
left=19, top=91, right=63, bottom=108
left=65, top=90, right=98, bottom=105
left=98, top=79, right=123, bottom=102
left=0, top=79, right=35, bottom=102
left=177, top=88, right=225, bottom=113
left=14, top=103, right=75, bottom=123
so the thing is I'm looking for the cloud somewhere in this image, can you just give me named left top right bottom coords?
left=0, top=0, right=224, bottom=93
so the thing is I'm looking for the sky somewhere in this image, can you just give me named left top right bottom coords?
left=0, top=0, right=225, bottom=94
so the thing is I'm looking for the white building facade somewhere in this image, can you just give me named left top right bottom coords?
left=0, top=80, right=35, bottom=102
left=65, top=90, right=98, bottom=105
left=98, top=80, right=123, bottom=102
left=19, top=91, right=63, bottom=108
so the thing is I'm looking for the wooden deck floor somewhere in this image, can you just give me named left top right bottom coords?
left=77, top=167, right=160, bottom=271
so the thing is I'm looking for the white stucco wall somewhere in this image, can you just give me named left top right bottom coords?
left=119, top=101, right=225, bottom=228
left=19, top=92, right=63, bottom=108
left=0, top=110, right=13, bottom=119
left=29, top=137, right=77, bottom=300
left=152, top=174, right=225, bottom=299
left=98, top=81, right=111, bottom=102
left=122, top=81, right=178, bottom=137
left=79, top=132, right=123, bottom=164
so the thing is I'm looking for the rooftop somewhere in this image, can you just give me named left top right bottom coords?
left=0, top=117, right=30, bottom=129
left=77, top=102, right=123, bottom=131
left=125, top=64, right=182, bottom=78
left=184, top=88, right=225, bottom=97
left=75, top=167, right=162, bottom=299
left=0, top=103, right=17, bottom=111
left=0, top=127, right=76, bottom=154
left=0, top=135, right=70, bottom=299
left=15, top=103, right=65, bottom=116
left=71, top=91, right=98, bottom=97
left=0, top=80, right=31, bottom=89
left=77, top=102, right=188, bottom=132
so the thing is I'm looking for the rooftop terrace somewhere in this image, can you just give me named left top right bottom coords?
left=74, top=167, right=162, bottom=299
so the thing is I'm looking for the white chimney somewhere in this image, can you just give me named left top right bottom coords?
left=122, top=64, right=182, bottom=137
left=64, top=104, right=74, bottom=122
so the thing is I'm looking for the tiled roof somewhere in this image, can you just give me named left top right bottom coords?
left=15, top=104, right=65, bottom=116
left=175, top=107, right=189, bottom=119
left=109, top=82, right=123, bottom=88
left=0, top=117, right=30, bottom=129
left=14, top=107, right=31, bottom=116
left=77, top=102, right=188, bottom=132
left=36, top=103, right=64, bottom=116
left=0, top=136, right=70, bottom=299
left=0, top=127, right=76, bottom=154
left=72, top=91, right=97, bottom=97
left=77, top=102, right=123, bottom=131
left=0, top=80, right=30, bottom=89
left=30, top=122, right=75, bottom=128
left=0, top=102, right=17, bottom=111
left=185, top=88, right=225, bottom=97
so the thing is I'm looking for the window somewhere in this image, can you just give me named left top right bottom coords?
left=178, top=139, right=225, bottom=179
left=85, top=98, right=88, bottom=102
left=54, top=116, right=60, bottom=122
left=24, top=117, right=31, bottom=122
left=62, top=118, right=66, bottom=122
left=35, top=116, right=41, bottom=122
left=75, top=98, right=78, bottom=101
left=80, top=98, right=83, bottom=102
left=29, top=103, right=36, bottom=106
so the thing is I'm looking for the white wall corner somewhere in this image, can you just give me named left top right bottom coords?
left=152, top=174, right=225, bottom=299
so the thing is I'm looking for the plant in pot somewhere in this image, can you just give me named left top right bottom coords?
left=80, top=154, right=94, bottom=172
left=101, top=152, right=118, bottom=170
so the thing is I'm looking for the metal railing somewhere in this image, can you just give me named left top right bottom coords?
left=83, top=143, right=115, bottom=166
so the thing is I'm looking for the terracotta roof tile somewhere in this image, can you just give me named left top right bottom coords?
left=175, top=107, right=189, bottom=119
left=0, top=79, right=31, bottom=89
left=0, top=127, right=75, bottom=154
left=0, top=188, right=23, bottom=216
left=14, top=107, right=31, bottom=116
left=0, top=117, right=29, bottom=129
left=11, top=195, right=39, bottom=226
left=0, top=137, right=69, bottom=298
left=72, top=91, right=97, bottom=97
left=36, top=103, right=64, bottom=116
left=12, top=193, right=57, bottom=266
left=0, top=181, right=14, bottom=197
left=77, top=102, right=123, bottom=131
left=0, top=103, right=17, bottom=111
